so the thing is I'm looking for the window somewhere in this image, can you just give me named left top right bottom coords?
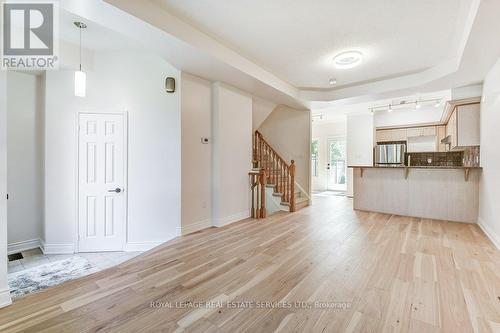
left=311, top=139, right=319, bottom=177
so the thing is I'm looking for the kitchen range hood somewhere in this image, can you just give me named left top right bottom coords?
left=441, top=135, right=451, bottom=144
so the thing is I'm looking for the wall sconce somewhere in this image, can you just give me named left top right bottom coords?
left=165, top=77, right=175, bottom=93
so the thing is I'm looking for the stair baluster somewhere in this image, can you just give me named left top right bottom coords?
left=252, top=130, right=296, bottom=212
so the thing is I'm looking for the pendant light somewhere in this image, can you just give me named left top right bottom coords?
left=74, top=21, right=87, bottom=97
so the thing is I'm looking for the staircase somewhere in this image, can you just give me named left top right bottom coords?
left=249, top=130, right=309, bottom=218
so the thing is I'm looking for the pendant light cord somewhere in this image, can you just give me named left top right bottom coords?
left=79, top=26, right=82, bottom=71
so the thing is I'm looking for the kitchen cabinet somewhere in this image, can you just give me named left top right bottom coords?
left=392, top=129, right=407, bottom=141
left=422, top=127, right=437, bottom=136
left=376, top=129, right=407, bottom=142
left=376, top=130, right=392, bottom=142
left=446, top=103, right=480, bottom=150
left=406, top=128, right=422, bottom=138
left=406, top=126, right=436, bottom=138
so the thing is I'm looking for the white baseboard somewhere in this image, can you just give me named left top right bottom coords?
left=123, top=241, right=165, bottom=252
left=8, top=238, right=42, bottom=255
left=213, top=211, right=250, bottom=228
left=0, top=288, right=12, bottom=309
left=41, top=241, right=75, bottom=254
left=178, top=218, right=212, bottom=236
left=478, top=217, right=500, bottom=251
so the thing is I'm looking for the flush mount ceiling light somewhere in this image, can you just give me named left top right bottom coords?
left=329, top=78, right=337, bottom=85
left=333, top=51, right=363, bottom=69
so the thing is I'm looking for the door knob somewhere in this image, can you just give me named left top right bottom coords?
left=108, top=188, right=122, bottom=193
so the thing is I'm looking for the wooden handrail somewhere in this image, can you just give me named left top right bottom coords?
left=254, top=131, right=291, bottom=169
left=253, top=130, right=296, bottom=212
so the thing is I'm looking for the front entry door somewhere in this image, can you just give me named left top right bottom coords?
left=326, top=138, right=347, bottom=192
left=78, top=113, right=126, bottom=252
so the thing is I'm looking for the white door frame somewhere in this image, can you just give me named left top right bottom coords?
left=74, top=111, right=129, bottom=253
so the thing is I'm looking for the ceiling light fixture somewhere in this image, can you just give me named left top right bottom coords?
left=333, top=51, right=363, bottom=69
left=415, top=102, right=422, bottom=109
left=74, top=21, right=87, bottom=97
left=388, top=106, right=393, bottom=113
left=329, top=78, right=337, bottom=85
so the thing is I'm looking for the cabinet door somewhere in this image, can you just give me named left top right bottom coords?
left=422, top=126, right=436, bottom=136
left=406, top=128, right=422, bottom=138
left=456, top=104, right=480, bottom=147
left=391, top=129, right=407, bottom=141
left=376, top=130, right=392, bottom=142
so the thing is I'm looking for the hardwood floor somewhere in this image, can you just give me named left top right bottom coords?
left=1, top=195, right=500, bottom=332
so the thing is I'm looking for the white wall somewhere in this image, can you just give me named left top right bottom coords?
left=44, top=51, right=181, bottom=252
left=0, top=72, right=12, bottom=307
left=374, top=106, right=445, bottom=128
left=478, top=58, right=500, bottom=249
left=181, top=73, right=212, bottom=234
left=252, top=97, right=276, bottom=131
left=258, top=105, right=311, bottom=194
left=312, top=120, right=346, bottom=191
left=6, top=72, right=44, bottom=250
left=346, top=113, right=374, bottom=197
left=212, top=83, right=252, bottom=227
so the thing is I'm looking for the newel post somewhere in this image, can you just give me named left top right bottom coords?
left=259, top=170, right=267, bottom=218
left=289, top=160, right=296, bottom=212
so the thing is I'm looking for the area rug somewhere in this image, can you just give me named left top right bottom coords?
left=8, top=256, right=97, bottom=299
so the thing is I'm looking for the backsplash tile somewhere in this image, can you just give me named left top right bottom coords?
left=406, top=151, right=464, bottom=167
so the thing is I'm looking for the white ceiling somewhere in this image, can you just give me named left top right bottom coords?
left=89, top=0, right=500, bottom=108
left=59, top=9, right=140, bottom=52
left=312, top=89, right=452, bottom=126
left=153, top=0, right=471, bottom=89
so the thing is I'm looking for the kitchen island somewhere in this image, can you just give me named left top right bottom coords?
left=349, top=166, right=482, bottom=223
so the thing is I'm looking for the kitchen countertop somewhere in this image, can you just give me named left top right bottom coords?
left=348, top=165, right=482, bottom=169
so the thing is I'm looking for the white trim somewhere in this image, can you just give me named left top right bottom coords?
left=478, top=217, right=500, bottom=251
left=123, top=241, right=165, bottom=252
left=41, top=241, right=75, bottom=254
left=213, top=211, right=250, bottom=228
left=75, top=111, right=129, bottom=253
left=0, top=288, right=12, bottom=309
left=178, top=218, right=212, bottom=236
left=7, top=238, right=42, bottom=255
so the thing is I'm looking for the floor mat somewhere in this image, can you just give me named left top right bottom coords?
left=8, top=256, right=98, bottom=299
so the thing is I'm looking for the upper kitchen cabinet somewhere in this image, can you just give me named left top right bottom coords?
left=406, top=126, right=436, bottom=138
left=445, top=103, right=480, bottom=150
left=376, top=128, right=407, bottom=142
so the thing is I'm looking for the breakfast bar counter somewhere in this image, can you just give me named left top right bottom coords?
left=348, top=165, right=482, bottom=223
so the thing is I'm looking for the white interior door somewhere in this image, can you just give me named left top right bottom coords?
left=78, top=113, right=126, bottom=252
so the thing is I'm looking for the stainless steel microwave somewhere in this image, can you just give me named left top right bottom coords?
left=375, top=143, right=406, bottom=165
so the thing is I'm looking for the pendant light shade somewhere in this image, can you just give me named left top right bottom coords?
left=74, top=21, right=87, bottom=97
left=75, top=70, right=86, bottom=97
